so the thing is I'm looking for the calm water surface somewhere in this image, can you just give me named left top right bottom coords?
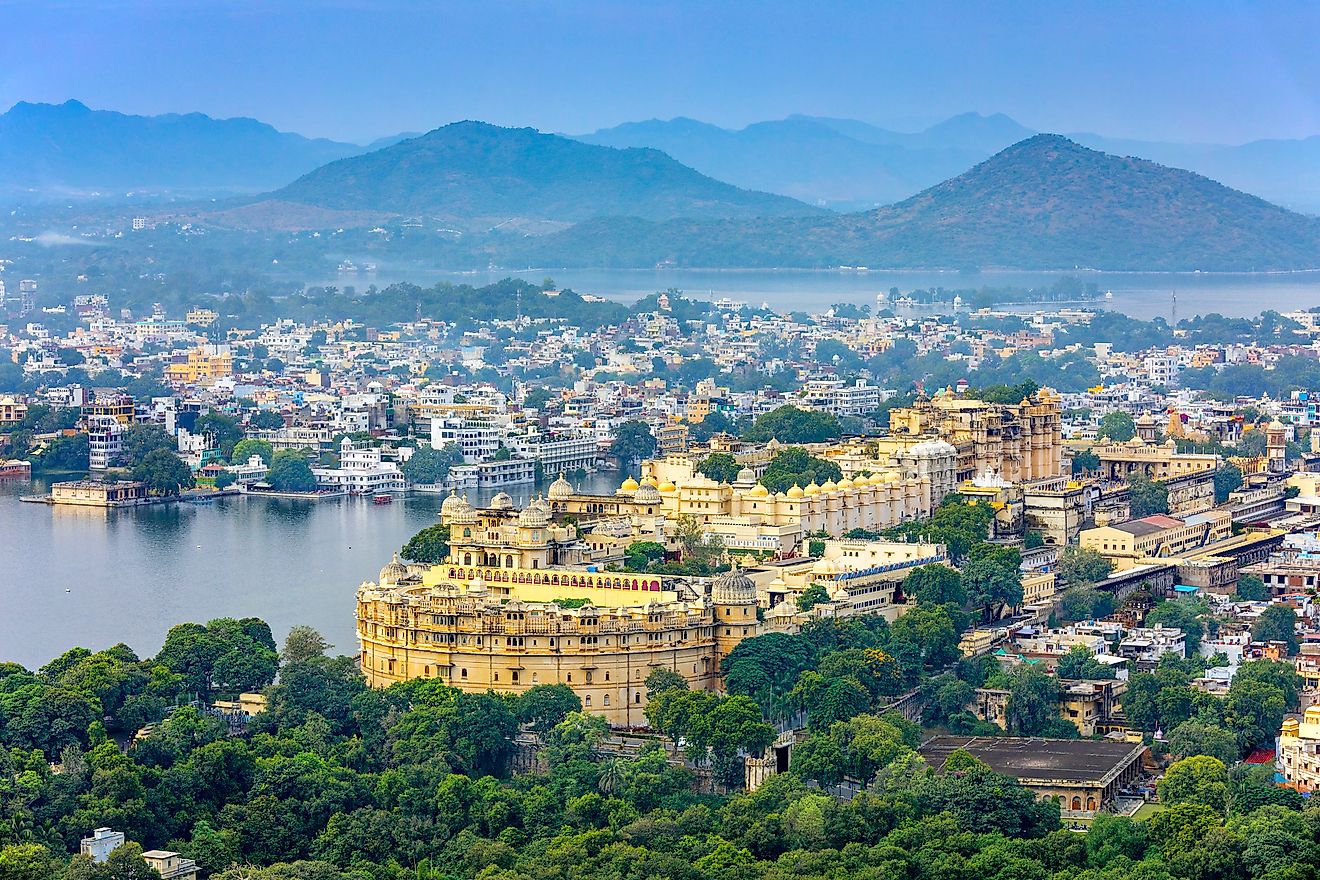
left=336, top=266, right=1320, bottom=320
left=0, top=474, right=619, bottom=668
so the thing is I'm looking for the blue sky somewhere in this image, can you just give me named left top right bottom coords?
left=4, top=0, right=1320, bottom=144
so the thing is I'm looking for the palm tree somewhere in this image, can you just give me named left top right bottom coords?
left=597, top=758, right=624, bottom=795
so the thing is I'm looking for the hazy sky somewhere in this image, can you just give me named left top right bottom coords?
left=4, top=0, right=1320, bottom=145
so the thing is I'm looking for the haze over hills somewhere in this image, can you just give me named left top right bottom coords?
left=506, top=135, right=1320, bottom=271
left=0, top=100, right=363, bottom=197
left=576, top=113, right=1033, bottom=209
left=250, top=121, right=822, bottom=229
left=580, top=113, right=1320, bottom=214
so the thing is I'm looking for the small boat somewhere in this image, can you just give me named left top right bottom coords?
left=372, top=494, right=394, bottom=505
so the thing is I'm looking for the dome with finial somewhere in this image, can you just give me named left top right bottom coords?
left=619, top=476, right=640, bottom=494
left=519, top=499, right=550, bottom=528
left=451, top=494, right=478, bottom=524
left=658, top=480, right=677, bottom=493
left=548, top=472, right=574, bottom=500
left=379, top=553, right=409, bottom=584
left=441, top=490, right=465, bottom=518
left=786, top=484, right=805, bottom=499
left=634, top=483, right=661, bottom=503
left=748, top=483, right=769, bottom=497
left=711, top=558, right=757, bottom=605
left=642, top=474, right=660, bottom=488
left=735, top=466, right=757, bottom=484
left=804, top=481, right=821, bottom=496
left=490, top=491, right=513, bottom=510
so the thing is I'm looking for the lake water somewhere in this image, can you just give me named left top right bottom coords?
left=0, top=474, right=621, bottom=669
left=335, top=266, right=1320, bottom=320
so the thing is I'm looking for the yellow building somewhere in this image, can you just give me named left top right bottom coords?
left=164, top=346, right=234, bottom=385
left=1278, top=706, right=1320, bottom=792
left=185, top=308, right=219, bottom=327
left=0, top=395, right=27, bottom=426
left=887, top=387, right=1064, bottom=483
left=356, top=493, right=762, bottom=726
left=81, top=394, right=136, bottom=426
left=1080, top=511, right=1233, bottom=569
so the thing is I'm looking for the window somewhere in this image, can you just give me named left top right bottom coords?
left=494, top=672, right=499, bottom=682
left=511, top=670, right=519, bottom=683
left=635, top=692, right=642, bottom=704
left=461, top=668, right=467, bottom=679
left=603, top=694, right=610, bottom=706
left=584, top=695, right=592, bottom=706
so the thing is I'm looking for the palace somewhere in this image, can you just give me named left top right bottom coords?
left=356, top=492, right=763, bottom=725
left=886, top=387, right=1065, bottom=483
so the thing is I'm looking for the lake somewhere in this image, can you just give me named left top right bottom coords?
left=0, top=473, right=622, bottom=669
left=329, top=266, right=1320, bottom=320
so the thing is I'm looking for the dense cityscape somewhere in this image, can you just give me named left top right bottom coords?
left=8, top=3, right=1320, bottom=879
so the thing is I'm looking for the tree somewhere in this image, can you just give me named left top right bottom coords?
left=1127, top=472, right=1170, bottom=517
left=231, top=438, right=275, bottom=466
left=117, top=422, right=175, bottom=467
left=133, top=448, right=195, bottom=496
left=1004, top=666, right=1067, bottom=736
left=963, top=547, right=1023, bottom=622
left=1057, top=546, right=1113, bottom=588
left=887, top=604, right=961, bottom=676
left=904, top=564, right=965, bottom=606
left=1097, top=411, right=1136, bottom=442
left=266, top=450, right=317, bottom=492
left=0, top=844, right=60, bottom=880
left=744, top=405, right=842, bottom=444
left=400, top=524, right=450, bottom=563
left=194, top=411, right=243, bottom=458
left=696, top=452, right=742, bottom=484
left=1058, top=586, right=1116, bottom=623
left=1234, top=573, right=1269, bottom=601
left=796, top=583, right=830, bottom=612
left=1168, top=719, right=1240, bottom=765
left=517, top=684, right=582, bottom=733
left=610, top=420, right=656, bottom=467
left=623, top=540, right=667, bottom=572
left=39, top=432, right=89, bottom=470
left=282, top=625, right=332, bottom=665
left=1071, top=449, right=1100, bottom=475
left=249, top=410, right=286, bottom=431
left=1146, top=599, right=1208, bottom=653
left=1213, top=464, right=1244, bottom=503
left=645, top=667, right=688, bottom=699
left=1251, top=604, right=1299, bottom=655
left=400, top=443, right=462, bottom=485
left=1056, top=645, right=1115, bottom=680
left=1158, top=755, right=1230, bottom=813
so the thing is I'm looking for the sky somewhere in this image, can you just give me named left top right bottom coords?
left=4, top=0, right=1320, bottom=145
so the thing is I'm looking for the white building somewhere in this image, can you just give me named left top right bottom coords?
left=87, top=415, right=124, bottom=470
left=312, top=437, right=405, bottom=495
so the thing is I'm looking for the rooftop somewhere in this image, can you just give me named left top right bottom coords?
left=918, top=735, right=1146, bottom=784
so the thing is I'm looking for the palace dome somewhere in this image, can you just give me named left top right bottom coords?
left=804, top=481, right=821, bottom=496
left=634, top=483, right=662, bottom=503
left=787, top=484, right=805, bottom=499
left=619, top=476, right=640, bottom=493
left=519, top=501, right=550, bottom=528
left=748, top=483, right=769, bottom=497
left=490, top=491, right=513, bottom=510
left=441, top=490, right=466, bottom=519
left=658, top=480, right=677, bottom=493
left=837, top=476, right=855, bottom=490
left=821, top=479, right=838, bottom=492
left=712, top=561, right=757, bottom=605
left=548, top=473, right=574, bottom=500
left=735, top=466, right=757, bottom=483
left=379, top=553, right=409, bottom=584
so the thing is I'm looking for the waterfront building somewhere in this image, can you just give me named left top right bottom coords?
left=50, top=480, right=149, bottom=507
left=356, top=494, right=760, bottom=725
left=312, top=437, right=405, bottom=495
left=87, top=414, right=125, bottom=470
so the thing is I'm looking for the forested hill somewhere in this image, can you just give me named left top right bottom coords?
left=505, top=135, right=1320, bottom=271
left=252, top=120, right=822, bottom=229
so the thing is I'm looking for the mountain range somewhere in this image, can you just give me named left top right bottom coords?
left=0, top=100, right=363, bottom=197
left=252, top=121, right=819, bottom=230
left=579, top=114, right=1320, bottom=215
left=505, top=134, right=1320, bottom=271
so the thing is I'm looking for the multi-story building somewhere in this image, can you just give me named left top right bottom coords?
left=312, top=437, right=405, bottom=495
left=887, top=387, right=1064, bottom=483
left=1278, top=705, right=1320, bottom=792
left=82, top=392, right=135, bottom=426
left=356, top=494, right=761, bottom=725
left=163, top=345, right=233, bottom=385
left=0, top=395, right=28, bottom=426
left=1080, top=511, right=1233, bottom=569
left=87, top=414, right=125, bottom=470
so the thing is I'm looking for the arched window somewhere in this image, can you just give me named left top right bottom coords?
left=603, top=694, right=610, bottom=706
left=506, top=554, right=514, bottom=568
left=1071, top=797, right=1082, bottom=811
left=1086, top=797, right=1097, bottom=811
left=584, top=695, right=591, bottom=706
left=463, top=553, right=472, bottom=565
left=635, top=692, right=642, bottom=704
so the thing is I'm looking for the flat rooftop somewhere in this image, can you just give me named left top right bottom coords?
left=918, top=735, right=1145, bottom=784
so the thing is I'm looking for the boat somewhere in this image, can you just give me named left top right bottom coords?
left=372, top=494, right=394, bottom=505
